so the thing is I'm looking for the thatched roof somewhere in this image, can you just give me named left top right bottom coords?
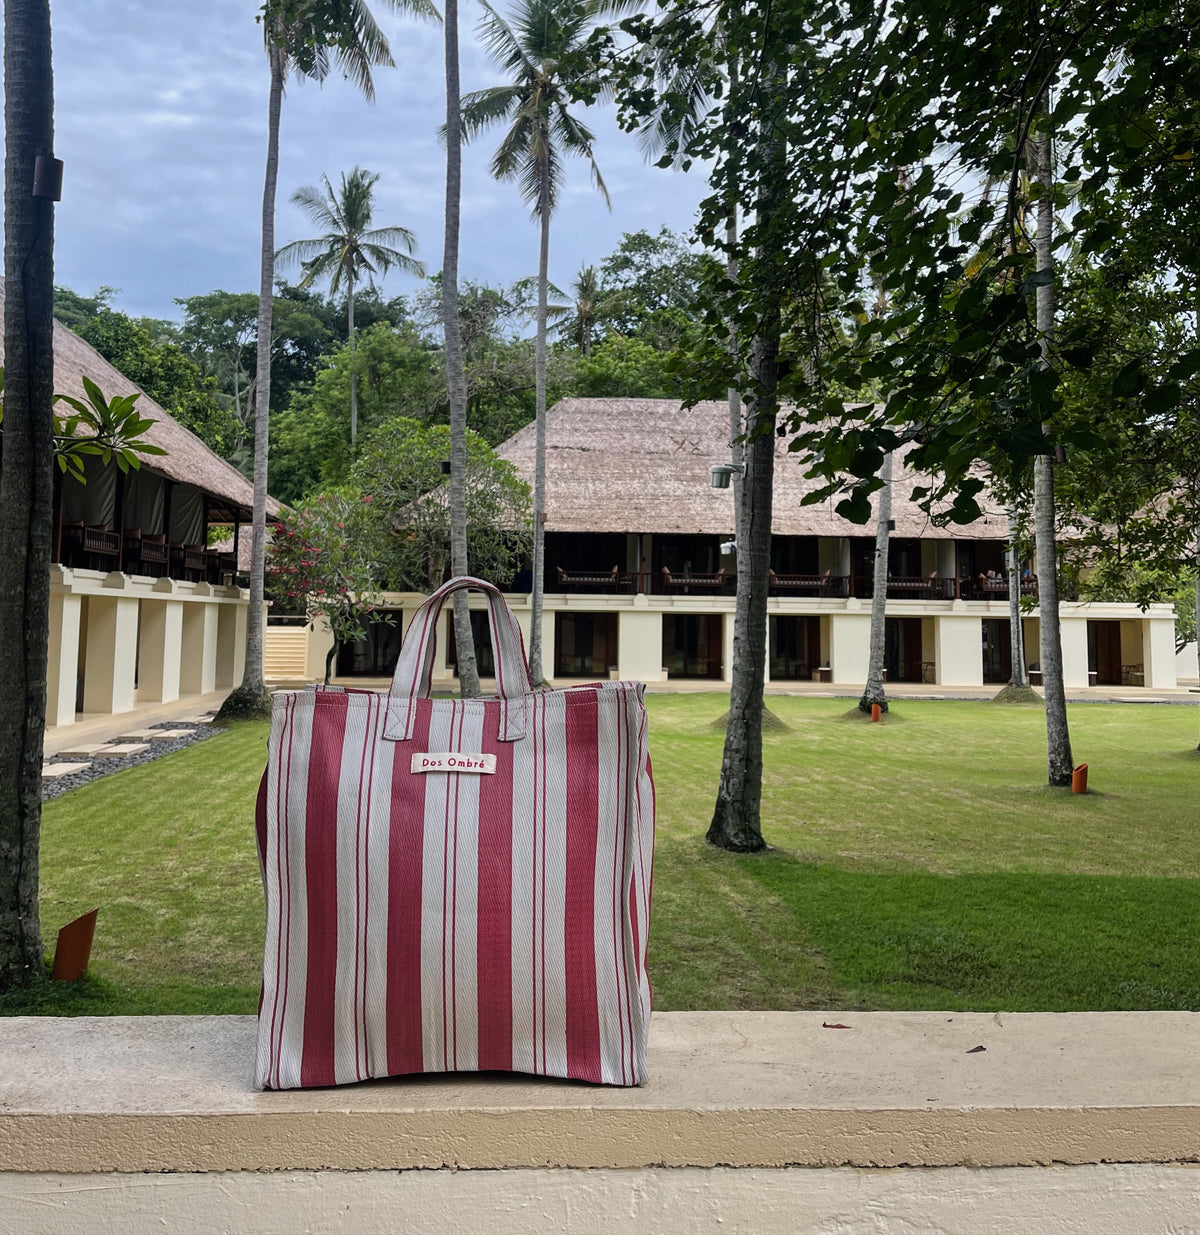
left=0, top=280, right=278, bottom=521
left=497, top=397, right=1009, bottom=540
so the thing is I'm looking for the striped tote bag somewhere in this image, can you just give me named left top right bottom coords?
left=255, top=576, right=654, bottom=1089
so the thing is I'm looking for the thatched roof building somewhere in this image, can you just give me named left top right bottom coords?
left=498, top=397, right=1008, bottom=540
left=0, top=279, right=278, bottom=522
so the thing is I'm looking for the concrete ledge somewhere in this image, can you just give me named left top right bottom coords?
left=2, top=1012, right=1199, bottom=1173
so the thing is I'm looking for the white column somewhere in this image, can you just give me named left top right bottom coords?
left=47, top=591, right=82, bottom=728
left=138, top=598, right=183, bottom=703
left=722, top=611, right=737, bottom=684
left=1143, top=618, right=1178, bottom=689
left=304, top=615, right=335, bottom=683
left=829, top=613, right=871, bottom=685
left=180, top=602, right=219, bottom=696
left=617, top=610, right=666, bottom=683
left=934, top=615, right=983, bottom=686
left=1059, top=618, right=1090, bottom=688
left=216, top=603, right=248, bottom=689
left=82, top=595, right=139, bottom=714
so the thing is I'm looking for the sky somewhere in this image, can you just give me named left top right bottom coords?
left=4, top=0, right=707, bottom=322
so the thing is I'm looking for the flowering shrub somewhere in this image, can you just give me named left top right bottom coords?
left=268, top=488, right=391, bottom=682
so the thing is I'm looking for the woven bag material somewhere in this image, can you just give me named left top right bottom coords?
left=255, top=577, right=654, bottom=1090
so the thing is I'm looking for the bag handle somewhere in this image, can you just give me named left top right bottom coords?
left=384, top=576, right=531, bottom=742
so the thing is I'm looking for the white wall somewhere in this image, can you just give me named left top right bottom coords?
left=3, top=1164, right=1199, bottom=1235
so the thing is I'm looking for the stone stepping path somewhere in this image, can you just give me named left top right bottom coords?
left=42, top=762, right=91, bottom=779
left=92, top=743, right=150, bottom=759
left=56, top=742, right=117, bottom=760
left=42, top=717, right=221, bottom=801
left=118, top=728, right=195, bottom=742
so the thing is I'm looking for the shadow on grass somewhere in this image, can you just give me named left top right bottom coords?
left=734, top=849, right=1200, bottom=1012
left=0, top=971, right=259, bottom=1018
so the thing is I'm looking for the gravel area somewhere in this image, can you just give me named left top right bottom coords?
left=42, top=720, right=220, bottom=801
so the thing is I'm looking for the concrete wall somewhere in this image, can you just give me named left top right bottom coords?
left=2, top=1013, right=1199, bottom=1234
left=618, top=609, right=667, bottom=682
left=935, top=615, right=983, bottom=686
left=1178, top=640, right=1198, bottom=684
left=4, top=1164, right=1199, bottom=1235
left=47, top=567, right=251, bottom=727
left=829, top=612, right=871, bottom=684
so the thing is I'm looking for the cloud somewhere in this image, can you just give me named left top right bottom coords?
left=1, top=0, right=706, bottom=320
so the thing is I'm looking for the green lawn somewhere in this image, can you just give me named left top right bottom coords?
left=5, top=695, right=1198, bottom=1016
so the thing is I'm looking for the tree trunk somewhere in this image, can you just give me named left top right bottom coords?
left=325, top=639, right=339, bottom=686
left=859, top=451, right=893, bottom=712
left=0, top=0, right=54, bottom=991
left=220, top=38, right=282, bottom=720
left=727, top=212, right=742, bottom=545
left=1194, top=523, right=1199, bottom=751
left=1007, top=505, right=1027, bottom=687
left=442, top=0, right=480, bottom=698
left=528, top=171, right=551, bottom=686
left=707, top=65, right=784, bottom=854
left=1033, top=124, right=1073, bottom=786
left=348, top=273, right=358, bottom=449
left=726, top=57, right=742, bottom=544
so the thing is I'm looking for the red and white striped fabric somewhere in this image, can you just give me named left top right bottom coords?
left=255, top=576, right=654, bottom=1089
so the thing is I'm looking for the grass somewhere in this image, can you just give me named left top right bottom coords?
left=3, top=695, right=1198, bottom=1016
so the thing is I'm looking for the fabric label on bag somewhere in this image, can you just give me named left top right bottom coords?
left=411, top=752, right=498, bottom=774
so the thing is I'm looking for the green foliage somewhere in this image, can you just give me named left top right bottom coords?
left=0, top=369, right=166, bottom=483
left=573, top=333, right=676, bottom=397
left=350, top=417, right=532, bottom=590
left=56, top=293, right=239, bottom=456
left=596, top=226, right=718, bottom=348
left=269, top=489, right=392, bottom=673
left=269, top=320, right=441, bottom=501
left=601, top=0, right=1200, bottom=529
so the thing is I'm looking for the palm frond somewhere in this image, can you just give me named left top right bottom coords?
left=289, top=181, right=341, bottom=231
left=476, top=0, right=538, bottom=77
left=457, top=85, right=524, bottom=144
left=363, top=243, right=426, bottom=278
left=275, top=236, right=340, bottom=269
left=363, top=225, right=418, bottom=253
left=552, top=105, right=609, bottom=208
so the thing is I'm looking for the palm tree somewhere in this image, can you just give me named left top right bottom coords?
left=0, top=0, right=55, bottom=991
left=276, top=167, right=424, bottom=448
left=441, top=0, right=481, bottom=697
left=458, top=0, right=615, bottom=685
left=220, top=0, right=435, bottom=722
left=557, top=264, right=603, bottom=355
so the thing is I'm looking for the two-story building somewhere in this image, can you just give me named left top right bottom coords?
left=0, top=286, right=273, bottom=726
left=302, top=397, right=1177, bottom=690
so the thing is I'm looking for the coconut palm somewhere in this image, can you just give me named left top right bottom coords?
left=555, top=264, right=604, bottom=355
left=222, top=0, right=436, bottom=722
left=0, top=0, right=55, bottom=990
left=277, top=167, right=424, bottom=448
left=458, top=0, right=617, bottom=684
left=442, top=0, right=480, bottom=696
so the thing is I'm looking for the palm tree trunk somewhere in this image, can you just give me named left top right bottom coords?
left=348, top=272, right=358, bottom=449
left=726, top=57, right=742, bottom=544
left=221, top=38, right=282, bottom=719
left=442, top=0, right=480, bottom=697
left=1007, top=505, right=1027, bottom=687
left=1034, top=122, right=1073, bottom=786
left=528, top=169, right=551, bottom=686
left=708, top=63, right=784, bottom=853
left=727, top=212, right=742, bottom=545
left=0, top=0, right=54, bottom=991
left=859, top=451, right=893, bottom=712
